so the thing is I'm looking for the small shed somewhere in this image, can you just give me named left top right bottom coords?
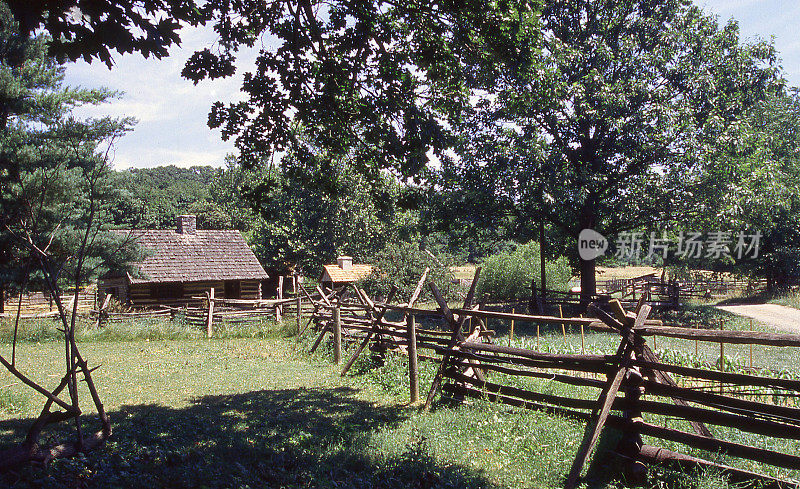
left=320, top=256, right=372, bottom=289
left=100, top=215, right=268, bottom=307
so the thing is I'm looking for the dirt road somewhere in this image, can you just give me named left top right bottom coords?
left=717, top=303, right=800, bottom=333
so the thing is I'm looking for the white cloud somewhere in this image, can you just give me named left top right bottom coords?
left=64, top=24, right=257, bottom=169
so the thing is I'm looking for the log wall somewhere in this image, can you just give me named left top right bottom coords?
left=125, top=279, right=261, bottom=307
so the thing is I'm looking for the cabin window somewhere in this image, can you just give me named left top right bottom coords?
left=224, top=280, right=241, bottom=299
left=150, top=283, right=184, bottom=300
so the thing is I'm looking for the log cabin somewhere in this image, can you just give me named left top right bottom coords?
left=99, top=215, right=268, bottom=307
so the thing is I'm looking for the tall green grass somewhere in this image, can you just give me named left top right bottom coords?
left=0, top=315, right=298, bottom=344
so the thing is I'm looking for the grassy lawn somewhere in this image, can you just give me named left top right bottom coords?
left=451, top=264, right=665, bottom=284
left=595, top=266, right=663, bottom=281
left=1, top=314, right=798, bottom=488
left=769, top=290, right=800, bottom=310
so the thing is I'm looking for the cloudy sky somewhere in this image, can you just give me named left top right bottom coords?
left=63, top=0, right=800, bottom=169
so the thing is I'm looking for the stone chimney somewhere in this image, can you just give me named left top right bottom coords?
left=337, top=256, right=353, bottom=271
left=176, top=215, right=196, bottom=235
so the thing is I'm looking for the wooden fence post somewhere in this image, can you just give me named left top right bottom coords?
left=408, top=314, right=419, bottom=403
left=333, top=305, right=342, bottom=364
left=296, top=292, right=302, bottom=335
left=276, top=276, right=284, bottom=322
left=97, top=293, right=111, bottom=328
left=206, top=287, right=215, bottom=339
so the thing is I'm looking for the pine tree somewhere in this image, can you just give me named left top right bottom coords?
left=0, top=2, right=136, bottom=468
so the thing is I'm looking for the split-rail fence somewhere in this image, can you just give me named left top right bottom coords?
left=303, top=269, right=800, bottom=488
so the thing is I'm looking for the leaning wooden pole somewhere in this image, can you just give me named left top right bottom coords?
left=423, top=267, right=481, bottom=411
left=295, top=292, right=302, bottom=334
left=564, top=305, right=651, bottom=489
left=340, top=286, right=397, bottom=376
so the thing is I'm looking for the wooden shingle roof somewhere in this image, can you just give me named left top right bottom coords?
left=321, top=264, right=373, bottom=284
left=117, top=229, right=268, bottom=284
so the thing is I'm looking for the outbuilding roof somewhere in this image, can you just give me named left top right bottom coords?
left=116, top=229, right=269, bottom=284
left=321, top=264, right=373, bottom=284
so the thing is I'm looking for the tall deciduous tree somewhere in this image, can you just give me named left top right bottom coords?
left=453, top=0, right=781, bottom=302
left=679, top=89, right=800, bottom=288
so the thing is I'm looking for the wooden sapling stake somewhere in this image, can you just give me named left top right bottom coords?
left=408, top=314, right=419, bottom=403
left=719, top=319, right=724, bottom=394
left=749, top=319, right=754, bottom=370
left=581, top=324, right=585, bottom=355
left=536, top=323, right=540, bottom=351
left=509, top=308, right=515, bottom=346
left=333, top=306, right=342, bottom=364
left=206, top=287, right=215, bottom=339
left=559, top=304, right=566, bottom=348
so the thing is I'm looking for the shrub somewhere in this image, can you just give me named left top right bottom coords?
left=360, top=241, right=460, bottom=303
left=476, top=241, right=571, bottom=302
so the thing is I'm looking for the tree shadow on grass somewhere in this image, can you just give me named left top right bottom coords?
left=0, top=386, right=502, bottom=489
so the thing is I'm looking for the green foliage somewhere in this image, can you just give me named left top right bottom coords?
left=674, top=89, right=800, bottom=287
left=360, top=241, right=458, bottom=302
left=186, top=200, right=232, bottom=230
left=110, top=165, right=220, bottom=229
left=249, top=152, right=401, bottom=275
left=5, top=0, right=208, bottom=66
left=443, top=0, right=782, bottom=299
left=0, top=4, right=138, bottom=290
left=476, top=242, right=571, bottom=302
left=208, top=154, right=260, bottom=232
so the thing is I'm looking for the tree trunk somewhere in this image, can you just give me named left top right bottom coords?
left=577, top=202, right=598, bottom=306
left=580, top=257, right=596, bottom=306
